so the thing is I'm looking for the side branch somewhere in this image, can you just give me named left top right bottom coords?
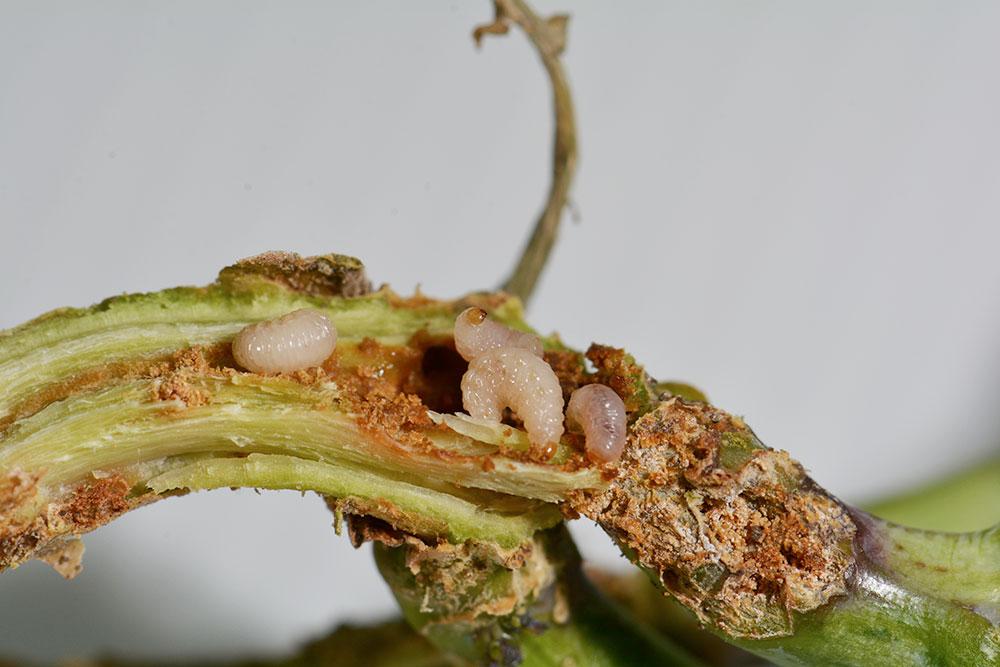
left=475, top=0, right=578, bottom=306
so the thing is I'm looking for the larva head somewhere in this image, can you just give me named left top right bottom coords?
left=454, top=308, right=495, bottom=361
left=464, top=307, right=488, bottom=326
left=453, top=307, right=543, bottom=361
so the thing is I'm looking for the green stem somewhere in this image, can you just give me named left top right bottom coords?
left=567, top=399, right=999, bottom=665
left=1, top=253, right=996, bottom=666
left=596, top=459, right=1000, bottom=665
left=374, top=525, right=701, bottom=667
left=0, top=253, right=595, bottom=574
left=727, top=511, right=1000, bottom=666
left=864, top=457, right=1000, bottom=532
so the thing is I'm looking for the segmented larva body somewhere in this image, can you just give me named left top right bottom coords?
left=566, top=383, right=627, bottom=463
left=461, top=347, right=565, bottom=448
left=232, top=308, right=337, bottom=374
left=454, top=308, right=563, bottom=449
left=453, top=307, right=543, bottom=361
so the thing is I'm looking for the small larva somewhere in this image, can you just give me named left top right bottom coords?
left=566, top=383, right=627, bottom=463
left=460, top=347, right=565, bottom=449
left=453, top=307, right=543, bottom=361
left=232, top=308, right=337, bottom=375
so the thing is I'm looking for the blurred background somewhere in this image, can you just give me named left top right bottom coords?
left=1, top=0, right=999, bottom=662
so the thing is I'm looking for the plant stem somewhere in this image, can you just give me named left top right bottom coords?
left=566, top=399, right=999, bottom=665
left=374, top=525, right=702, bottom=666
left=595, top=458, right=1000, bottom=665
left=474, top=0, right=578, bottom=306
left=723, top=511, right=999, bottom=666
left=864, top=457, right=1000, bottom=532
left=0, top=253, right=596, bottom=574
left=1, top=253, right=996, bottom=665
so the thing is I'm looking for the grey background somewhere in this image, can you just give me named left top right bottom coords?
left=2, top=0, right=999, bottom=662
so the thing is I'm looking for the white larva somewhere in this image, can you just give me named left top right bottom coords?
left=232, top=308, right=337, bottom=374
left=566, top=383, right=627, bottom=463
left=453, top=307, right=543, bottom=361
left=460, top=347, right=565, bottom=449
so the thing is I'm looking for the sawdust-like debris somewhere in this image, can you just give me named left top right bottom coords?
left=58, top=475, right=132, bottom=531
left=568, top=398, right=856, bottom=639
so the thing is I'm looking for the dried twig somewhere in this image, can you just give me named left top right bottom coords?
left=475, top=0, right=578, bottom=306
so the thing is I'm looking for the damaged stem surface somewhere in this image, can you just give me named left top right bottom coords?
left=0, top=252, right=996, bottom=666
left=0, top=252, right=603, bottom=575
left=568, top=399, right=998, bottom=665
left=374, top=524, right=700, bottom=666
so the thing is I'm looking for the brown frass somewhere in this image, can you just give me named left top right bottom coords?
left=568, top=398, right=857, bottom=639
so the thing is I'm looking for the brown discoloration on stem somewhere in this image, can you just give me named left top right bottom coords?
left=0, top=470, right=49, bottom=570
left=0, top=469, right=41, bottom=519
left=0, top=521, right=49, bottom=574
left=543, top=348, right=588, bottom=403
left=569, top=399, right=856, bottom=639
left=541, top=345, right=657, bottom=418
left=219, top=251, right=372, bottom=298
left=354, top=390, right=438, bottom=449
left=340, top=333, right=468, bottom=416
left=0, top=254, right=595, bottom=574
left=0, top=345, right=235, bottom=433
left=149, top=346, right=234, bottom=407
left=326, top=336, right=451, bottom=453
left=58, top=475, right=133, bottom=531
left=0, top=344, right=239, bottom=435
left=331, top=333, right=601, bottom=472
left=0, top=357, right=168, bottom=433
left=0, top=254, right=366, bottom=429
left=151, top=374, right=212, bottom=407
left=585, top=344, right=657, bottom=416
left=1, top=472, right=145, bottom=575
left=0, top=256, right=371, bottom=430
